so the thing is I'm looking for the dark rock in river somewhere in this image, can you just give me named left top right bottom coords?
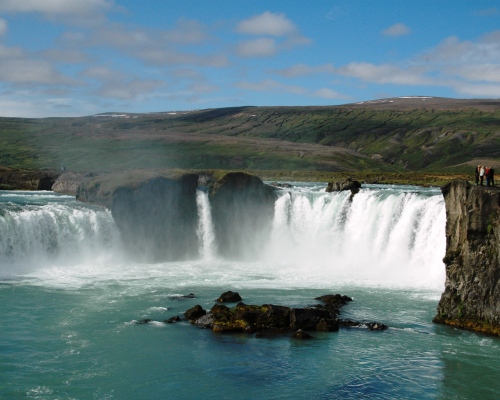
left=176, top=293, right=387, bottom=336
left=290, top=308, right=331, bottom=330
left=326, top=177, right=361, bottom=200
left=184, top=305, right=207, bottom=321
left=433, top=180, right=500, bottom=336
left=165, top=316, right=181, bottom=324
left=217, top=291, right=243, bottom=303
left=315, top=318, right=340, bottom=332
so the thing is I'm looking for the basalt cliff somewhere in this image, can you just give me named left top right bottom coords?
left=434, top=180, right=500, bottom=336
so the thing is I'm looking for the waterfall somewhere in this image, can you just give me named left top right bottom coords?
left=0, top=192, right=120, bottom=277
left=196, top=189, right=216, bottom=260
left=265, top=186, right=446, bottom=287
left=1, top=185, right=446, bottom=289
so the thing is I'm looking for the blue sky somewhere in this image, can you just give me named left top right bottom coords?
left=1, top=0, right=500, bottom=117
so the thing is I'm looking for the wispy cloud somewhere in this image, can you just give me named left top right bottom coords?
left=0, top=44, right=76, bottom=86
left=235, top=12, right=311, bottom=58
left=382, top=23, right=411, bottom=37
left=237, top=11, right=298, bottom=37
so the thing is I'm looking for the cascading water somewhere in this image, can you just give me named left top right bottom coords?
left=264, top=184, right=446, bottom=288
left=0, top=191, right=121, bottom=278
left=196, top=189, right=216, bottom=260
left=0, top=184, right=445, bottom=289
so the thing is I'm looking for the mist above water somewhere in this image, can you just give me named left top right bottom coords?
left=0, top=185, right=446, bottom=290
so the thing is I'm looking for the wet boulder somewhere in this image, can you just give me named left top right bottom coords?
left=217, top=291, right=242, bottom=303
left=184, top=305, right=206, bottom=321
left=316, top=318, right=340, bottom=332
left=289, top=308, right=331, bottom=330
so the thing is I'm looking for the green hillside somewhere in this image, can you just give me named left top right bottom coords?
left=1, top=97, right=499, bottom=173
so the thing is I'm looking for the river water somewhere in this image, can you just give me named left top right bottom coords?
left=1, top=185, right=499, bottom=399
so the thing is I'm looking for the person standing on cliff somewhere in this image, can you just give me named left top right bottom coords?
left=475, top=165, right=480, bottom=185
left=488, top=167, right=495, bottom=186
left=480, top=165, right=485, bottom=185
left=486, top=166, right=491, bottom=186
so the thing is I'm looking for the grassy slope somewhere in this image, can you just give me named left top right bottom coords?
left=1, top=97, right=499, bottom=174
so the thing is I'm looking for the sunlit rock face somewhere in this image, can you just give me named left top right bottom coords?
left=112, top=175, right=199, bottom=262
left=434, top=180, right=500, bottom=336
left=209, top=172, right=277, bottom=259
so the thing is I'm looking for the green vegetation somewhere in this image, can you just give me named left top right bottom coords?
left=1, top=98, right=499, bottom=174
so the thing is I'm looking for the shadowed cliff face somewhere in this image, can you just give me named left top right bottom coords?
left=209, top=172, right=277, bottom=259
left=112, top=175, right=199, bottom=262
left=434, top=180, right=500, bottom=336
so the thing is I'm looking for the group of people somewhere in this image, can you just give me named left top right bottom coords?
left=475, top=165, right=495, bottom=186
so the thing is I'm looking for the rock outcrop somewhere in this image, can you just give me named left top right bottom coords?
left=111, top=174, right=199, bottom=262
left=52, top=172, right=95, bottom=195
left=326, top=177, right=361, bottom=199
left=433, top=180, right=500, bottom=336
left=209, top=172, right=276, bottom=259
left=0, top=167, right=60, bottom=190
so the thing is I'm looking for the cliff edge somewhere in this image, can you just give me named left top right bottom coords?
left=434, top=180, right=500, bottom=336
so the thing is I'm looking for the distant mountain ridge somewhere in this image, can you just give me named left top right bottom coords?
left=1, top=97, right=499, bottom=172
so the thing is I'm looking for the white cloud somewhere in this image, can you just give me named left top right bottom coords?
left=235, top=12, right=310, bottom=58
left=446, top=64, right=500, bottom=83
left=0, top=44, right=75, bottom=86
left=61, top=21, right=228, bottom=67
left=422, top=32, right=500, bottom=64
left=237, top=38, right=277, bottom=58
left=237, top=11, right=298, bottom=37
left=382, top=23, right=411, bottom=37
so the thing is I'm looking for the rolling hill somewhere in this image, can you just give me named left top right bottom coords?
left=1, top=96, right=499, bottom=173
